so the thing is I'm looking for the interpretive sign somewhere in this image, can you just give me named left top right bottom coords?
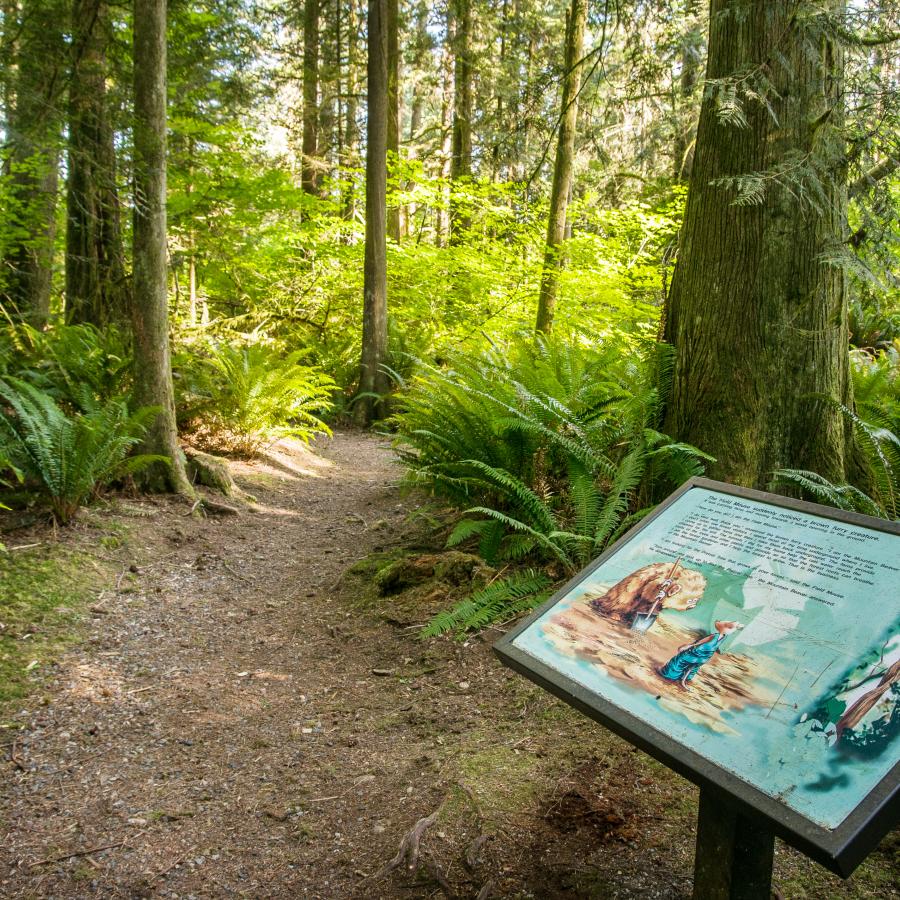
left=494, top=478, right=900, bottom=879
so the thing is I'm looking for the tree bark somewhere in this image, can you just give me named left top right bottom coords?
left=437, top=36, right=453, bottom=245
left=449, top=0, right=472, bottom=241
left=302, top=0, right=320, bottom=194
left=405, top=0, right=428, bottom=235
left=672, top=0, right=701, bottom=181
left=663, top=0, right=853, bottom=489
left=65, top=0, right=127, bottom=327
left=354, top=0, right=389, bottom=426
left=131, top=0, right=193, bottom=494
left=0, top=0, right=65, bottom=325
left=343, top=0, right=361, bottom=218
left=385, top=0, right=400, bottom=242
left=535, top=0, right=586, bottom=334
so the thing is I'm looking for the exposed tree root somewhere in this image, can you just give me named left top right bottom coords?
left=379, top=810, right=438, bottom=877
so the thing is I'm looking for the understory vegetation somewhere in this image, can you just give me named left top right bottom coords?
left=1, top=0, right=898, bottom=635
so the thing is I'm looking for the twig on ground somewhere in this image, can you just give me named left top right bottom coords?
left=146, top=851, right=189, bottom=882
left=8, top=739, right=26, bottom=772
left=476, top=880, right=495, bottom=900
left=222, top=561, right=254, bottom=583
left=201, top=498, right=240, bottom=516
left=29, top=835, right=140, bottom=867
left=465, top=834, right=491, bottom=871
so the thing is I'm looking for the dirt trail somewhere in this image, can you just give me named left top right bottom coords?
left=1, top=433, right=892, bottom=899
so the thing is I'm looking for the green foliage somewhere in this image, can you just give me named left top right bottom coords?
left=0, top=322, right=132, bottom=410
left=420, top=569, right=553, bottom=638
left=166, top=141, right=683, bottom=389
left=394, top=336, right=711, bottom=579
left=174, top=341, right=335, bottom=455
left=0, top=377, right=163, bottom=523
left=773, top=346, right=900, bottom=521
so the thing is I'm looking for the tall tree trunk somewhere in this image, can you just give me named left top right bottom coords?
left=672, top=0, right=701, bottom=180
left=437, top=37, right=453, bottom=245
left=535, top=0, right=586, bottom=334
left=385, top=0, right=400, bottom=241
left=65, top=0, right=127, bottom=327
left=0, top=0, right=65, bottom=325
left=343, top=0, right=360, bottom=218
left=132, top=0, right=192, bottom=495
left=405, top=0, right=428, bottom=239
left=449, top=0, right=472, bottom=241
left=490, top=0, right=509, bottom=181
left=663, top=0, right=853, bottom=489
left=354, top=0, right=389, bottom=426
left=302, top=0, right=320, bottom=194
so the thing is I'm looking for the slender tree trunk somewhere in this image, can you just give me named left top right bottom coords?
left=672, top=0, right=701, bottom=180
left=437, top=38, right=453, bottom=245
left=535, top=0, right=586, bottom=334
left=132, top=0, right=192, bottom=495
left=302, top=0, right=320, bottom=194
left=65, top=0, right=127, bottom=327
left=354, top=0, right=389, bottom=426
left=343, top=0, right=360, bottom=218
left=385, top=0, right=400, bottom=241
left=663, top=0, right=853, bottom=489
left=0, top=0, right=65, bottom=325
left=491, top=0, right=508, bottom=181
left=449, top=0, right=472, bottom=241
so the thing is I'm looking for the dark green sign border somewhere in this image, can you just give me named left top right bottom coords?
left=493, top=477, right=900, bottom=877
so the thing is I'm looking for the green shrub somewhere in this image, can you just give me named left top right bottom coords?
left=0, top=377, right=163, bottom=524
left=175, top=342, right=335, bottom=455
left=393, top=336, right=711, bottom=633
left=0, top=322, right=132, bottom=410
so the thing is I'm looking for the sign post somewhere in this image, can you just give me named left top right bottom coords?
left=693, top=787, right=774, bottom=899
left=494, top=478, right=900, bottom=889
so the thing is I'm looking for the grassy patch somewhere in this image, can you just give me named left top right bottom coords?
left=456, top=743, right=545, bottom=823
left=0, top=547, right=109, bottom=705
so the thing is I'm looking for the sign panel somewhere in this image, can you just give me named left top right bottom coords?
left=494, top=478, right=900, bottom=876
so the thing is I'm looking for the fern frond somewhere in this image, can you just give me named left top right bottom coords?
left=420, top=569, right=552, bottom=637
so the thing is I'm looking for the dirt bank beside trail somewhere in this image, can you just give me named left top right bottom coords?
left=1, top=432, right=895, bottom=899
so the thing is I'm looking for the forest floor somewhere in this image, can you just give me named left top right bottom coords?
left=0, top=431, right=897, bottom=899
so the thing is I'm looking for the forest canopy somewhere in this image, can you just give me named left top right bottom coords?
left=1, top=0, right=899, bottom=562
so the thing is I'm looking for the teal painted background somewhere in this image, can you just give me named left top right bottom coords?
left=513, top=488, right=900, bottom=830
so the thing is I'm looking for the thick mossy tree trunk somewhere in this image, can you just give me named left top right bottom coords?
left=354, top=0, right=389, bottom=427
left=301, top=0, right=319, bottom=195
left=131, top=0, right=193, bottom=494
left=663, top=0, right=853, bottom=489
left=0, top=0, right=65, bottom=325
left=65, top=0, right=127, bottom=327
left=534, top=0, right=586, bottom=334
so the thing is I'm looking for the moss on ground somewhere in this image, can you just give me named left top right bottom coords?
left=0, top=546, right=110, bottom=705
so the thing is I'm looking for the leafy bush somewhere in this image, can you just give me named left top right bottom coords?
left=175, top=342, right=335, bottom=455
left=393, top=336, right=711, bottom=634
left=0, top=378, right=163, bottom=523
left=0, top=322, right=132, bottom=410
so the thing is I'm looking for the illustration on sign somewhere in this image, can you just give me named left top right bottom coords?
left=510, top=487, right=900, bottom=831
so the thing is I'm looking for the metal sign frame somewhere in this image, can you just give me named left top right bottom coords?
left=493, top=477, right=900, bottom=877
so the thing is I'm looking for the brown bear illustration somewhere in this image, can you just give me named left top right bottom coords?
left=588, top=561, right=707, bottom=624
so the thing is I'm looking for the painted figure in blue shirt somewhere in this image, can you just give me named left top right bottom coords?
left=659, top=620, right=744, bottom=688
